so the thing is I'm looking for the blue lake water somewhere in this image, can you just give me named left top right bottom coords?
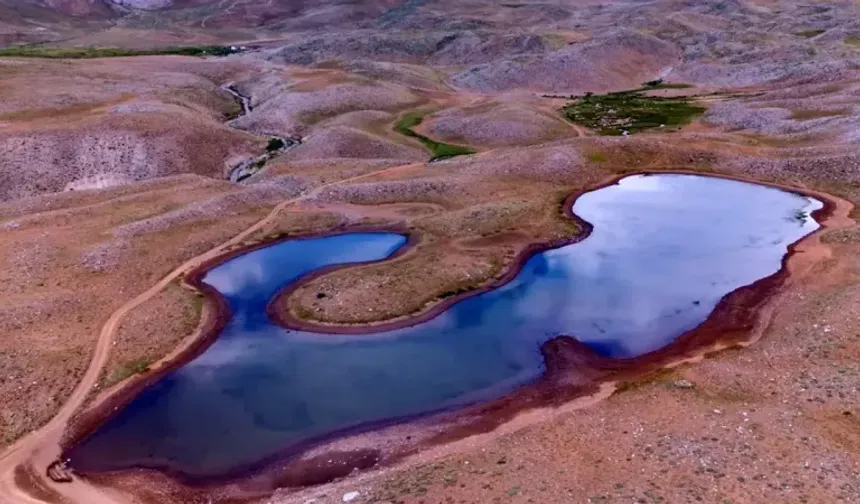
left=68, top=174, right=822, bottom=478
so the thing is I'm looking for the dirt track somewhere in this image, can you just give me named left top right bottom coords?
left=5, top=1, right=860, bottom=500
left=0, top=161, right=418, bottom=504
left=1, top=168, right=849, bottom=504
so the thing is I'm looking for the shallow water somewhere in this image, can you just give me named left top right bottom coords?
left=68, top=174, right=822, bottom=478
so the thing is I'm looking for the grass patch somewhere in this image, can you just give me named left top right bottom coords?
left=191, top=292, right=205, bottom=317
left=541, top=33, right=570, bottom=50
left=394, top=111, right=476, bottom=161
left=561, top=88, right=706, bottom=136
left=587, top=152, right=607, bottom=163
left=394, top=111, right=425, bottom=133
left=0, top=45, right=238, bottom=59
left=615, top=368, right=679, bottom=393
left=795, top=29, right=826, bottom=38
left=846, top=36, right=860, bottom=46
left=102, top=357, right=155, bottom=388
left=419, top=138, right=477, bottom=160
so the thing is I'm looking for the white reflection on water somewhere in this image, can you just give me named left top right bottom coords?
left=69, top=175, right=824, bottom=477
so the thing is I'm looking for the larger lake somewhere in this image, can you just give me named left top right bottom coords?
left=68, top=174, right=823, bottom=478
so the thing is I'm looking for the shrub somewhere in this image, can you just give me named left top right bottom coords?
left=266, top=138, right=286, bottom=152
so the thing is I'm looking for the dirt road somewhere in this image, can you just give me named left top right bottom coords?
left=0, top=162, right=414, bottom=504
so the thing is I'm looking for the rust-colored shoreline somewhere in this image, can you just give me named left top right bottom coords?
left=266, top=193, right=594, bottom=334
left=60, top=224, right=420, bottom=452
left=59, top=170, right=844, bottom=501
left=267, top=169, right=832, bottom=334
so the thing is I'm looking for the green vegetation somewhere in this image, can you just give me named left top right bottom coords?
left=394, top=111, right=476, bottom=161
left=615, top=368, right=679, bottom=393
left=266, top=137, right=286, bottom=152
left=192, top=292, right=205, bottom=317
left=0, top=45, right=238, bottom=59
left=642, top=79, right=694, bottom=90
left=587, top=152, right=607, bottom=163
left=395, top=111, right=425, bottom=133
left=541, top=33, right=570, bottom=50
left=102, top=357, right=155, bottom=388
left=846, top=36, right=860, bottom=46
left=561, top=87, right=706, bottom=136
left=795, top=29, right=826, bottom=38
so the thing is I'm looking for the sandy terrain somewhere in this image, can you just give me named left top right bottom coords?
left=2, top=0, right=860, bottom=502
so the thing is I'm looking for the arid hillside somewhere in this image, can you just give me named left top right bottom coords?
left=0, top=56, right=272, bottom=200
left=1, top=0, right=860, bottom=503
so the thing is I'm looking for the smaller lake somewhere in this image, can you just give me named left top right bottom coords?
left=67, top=174, right=823, bottom=479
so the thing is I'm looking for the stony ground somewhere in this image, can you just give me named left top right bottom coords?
left=0, top=175, right=285, bottom=446
left=0, top=56, right=265, bottom=200
left=97, top=282, right=202, bottom=391
left=2, top=0, right=860, bottom=503
left=284, top=227, right=860, bottom=504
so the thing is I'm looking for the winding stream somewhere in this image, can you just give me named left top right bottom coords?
left=67, top=174, right=823, bottom=479
left=223, top=84, right=252, bottom=116
left=221, top=83, right=300, bottom=182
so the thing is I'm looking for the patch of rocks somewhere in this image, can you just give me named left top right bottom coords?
left=448, top=30, right=679, bottom=94
left=230, top=82, right=419, bottom=138
left=284, top=126, right=424, bottom=162
left=110, top=179, right=309, bottom=240
left=316, top=178, right=462, bottom=205
left=427, top=105, right=569, bottom=147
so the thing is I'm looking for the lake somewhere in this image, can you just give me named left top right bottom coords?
left=67, top=174, right=823, bottom=479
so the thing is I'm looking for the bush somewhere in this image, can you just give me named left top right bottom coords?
left=266, top=138, right=286, bottom=152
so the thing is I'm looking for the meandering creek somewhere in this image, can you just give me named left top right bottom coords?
left=221, top=83, right=300, bottom=182
left=67, top=174, right=823, bottom=479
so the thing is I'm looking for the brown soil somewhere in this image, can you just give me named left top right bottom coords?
left=267, top=181, right=588, bottom=332
left=2, top=131, right=857, bottom=504
left=0, top=175, right=271, bottom=448
left=97, top=282, right=203, bottom=391
left=318, top=227, right=860, bottom=504
left=282, top=191, right=860, bottom=504
left=0, top=157, right=416, bottom=504
left=50, top=172, right=852, bottom=504
left=0, top=56, right=263, bottom=200
left=5, top=2, right=860, bottom=501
